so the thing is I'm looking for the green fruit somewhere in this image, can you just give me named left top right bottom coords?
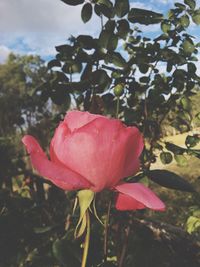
left=114, top=83, right=124, bottom=96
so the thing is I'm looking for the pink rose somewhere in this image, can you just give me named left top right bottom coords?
left=22, top=111, right=165, bottom=211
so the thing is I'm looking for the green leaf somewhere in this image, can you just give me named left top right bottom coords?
left=180, top=96, right=191, bottom=111
left=186, top=216, right=200, bottom=234
left=99, top=30, right=110, bottom=49
left=47, top=59, right=61, bottom=69
left=128, top=8, right=163, bottom=25
left=107, top=34, right=118, bottom=51
left=175, top=3, right=186, bottom=10
left=174, top=154, right=188, bottom=167
left=160, top=152, right=173, bottom=164
left=180, top=15, right=190, bottom=28
left=114, top=0, right=129, bottom=18
left=184, top=0, right=196, bottom=9
left=77, top=35, right=96, bottom=50
left=188, top=149, right=200, bottom=159
left=185, top=135, right=200, bottom=148
left=97, top=0, right=114, bottom=18
left=91, top=69, right=110, bottom=85
left=109, top=52, right=127, bottom=68
left=182, top=39, right=195, bottom=54
left=62, top=61, right=82, bottom=74
left=192, top=9, right=200, bottom=25
left=51, top=87, right=71, bottom=106
left=61, top=0, right=84, bottom=6
left=117, top=19, right=130, bottom=39
left=52, top=238, right=81, bottom=266
left=147, top=169, right=195, bottom=192
left=165, top=143, right=186, bottom=155
left=161, top=21, right=171, bottom=33
left=81, top=3, right=93, bottom=23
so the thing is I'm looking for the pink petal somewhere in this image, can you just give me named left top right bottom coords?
left=50, top=122, right=70, bottom=165
left=115, top=192, right=146, bottom=210
left=122, top=127, right=144, bottom=178
left=22, top=135, right=92, bottom=190
left=114, top=183, right=165, bottom=211
left=53, top=117, right=134, bottom=191
left=64, top=111, right=102, bottom=132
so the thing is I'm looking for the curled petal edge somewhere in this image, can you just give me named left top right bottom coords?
left=22, top=135, right=92, bottom=190
left=114, top=183, right=165, bottom=211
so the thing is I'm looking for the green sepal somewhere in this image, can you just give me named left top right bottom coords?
left=74, top=189, right=94, bottom=238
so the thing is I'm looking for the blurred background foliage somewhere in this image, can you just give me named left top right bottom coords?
left=0, top=0, right=200, bottom=266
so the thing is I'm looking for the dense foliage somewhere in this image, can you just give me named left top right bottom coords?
left=0, top=0, right=200, bottom=266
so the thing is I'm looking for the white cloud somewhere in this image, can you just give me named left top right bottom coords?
left=0, top=0, right=99, bottom=34
left=130, top=1, right=154, bottom=10
left=0, top=0, right=100, bottom=58
left=0, top=45, right=11, bottom=63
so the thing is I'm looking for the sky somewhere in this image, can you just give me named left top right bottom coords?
left=0, top=0, right=200, bottom=63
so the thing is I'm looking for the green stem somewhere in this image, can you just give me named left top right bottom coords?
left=116, top=96, right=120, bottom=119
left=81, top=211, right=90, bottom=267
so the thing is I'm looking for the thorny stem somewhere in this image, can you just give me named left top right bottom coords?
left=103, top=200, right=112, bottom=262
left=81, top=210, right=90, bottom=267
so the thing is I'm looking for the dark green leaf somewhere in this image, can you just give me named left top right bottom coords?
left=105, top=20, right=116, bottom=31
left=147, top=169, right=195, bottom=192
left=47, top=59, right=61, bottom=69
left=81, top=3, right=93, bottom=23
left=180, top=15, right=190, bottom=28
left=52, top=238, right=81, bottom=266
left=92, top=69, right=110, bottom=84
left=182, top=39, right=195, bottom=54
left=77, top=35, right=96, bottom=50
left=99, top=30, right=110, bottom=49
left=160, top=152, right=173, bottom=164
left=165, top=142, right=186, bottom=155
left=107, top=34, right=118, bottom=51
left=55, top=44, right=73, bottom=54
left=117, top=19, right=130, bottom=39
left=62, top=61, right=82, bottom=74
left=192, top=9, right=200, bottom=25
left=97, top=0, right=114, bottom=18
left=128, top=8, right=163, bottom=25
left=114, top=0, right=129, bottom=18
left=109, top=52, right=127, bottom=68
left=175, top=3, right=186, bottom=9
left=185, top=135, right=200, bottom=148
left=61, top=0, right=84, bottom=6
left=51, top=85, right=71, bottom=106
left=184, top=0, right=196, bottom=9
left=188, top=149, right=200, bottom=159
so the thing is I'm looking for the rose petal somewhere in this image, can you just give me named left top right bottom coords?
left=64, top=111, right=102, bottom=132
left=115, top=192, right=146, bottom=210
left=122, top=127, right=144, bottom=178
left=53, top=117, right=134, bottom=191
left=22, top=135, right=92, bottom=190
left=114, top=183, right=165, bottom=211
left=50, top=122, right=70, bottom=165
